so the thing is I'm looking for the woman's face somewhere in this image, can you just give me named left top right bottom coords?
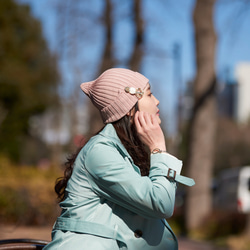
left=138, top=83, right=161, bottom=124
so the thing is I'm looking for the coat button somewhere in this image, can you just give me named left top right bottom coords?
left=134, top=229, right=143, bottom=238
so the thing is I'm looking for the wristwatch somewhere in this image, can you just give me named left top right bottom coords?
left=151, top=148, right=167, bottom=154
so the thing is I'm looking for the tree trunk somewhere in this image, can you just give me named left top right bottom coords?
left=186, top=0, right=217, bottom=231
left=87, top=0, right=145, bottom=136
left=129, top=0, right=144, bottom=72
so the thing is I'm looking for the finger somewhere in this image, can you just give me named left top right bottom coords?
left=134, top=111, right=140, bottom=125
left=134, top=111, right=142, bottom=130
left=137, top=111, right=147, bottom=128
left=143, top=112, right=153, bottom=126
left=151, top=114, right=158, bottom=125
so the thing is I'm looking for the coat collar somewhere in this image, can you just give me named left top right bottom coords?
left=99, top=123, right=120, bottom=143
left=99, top=124, right=128, bottom=156
left=98, top=124, right=141, bottom=175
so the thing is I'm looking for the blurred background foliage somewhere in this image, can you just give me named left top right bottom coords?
left=0, top=156, right=61, bottom=225
left=0, top=0, right=60, bottom=162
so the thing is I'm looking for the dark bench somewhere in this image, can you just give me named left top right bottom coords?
left=0, top=239, right=49, bottom=250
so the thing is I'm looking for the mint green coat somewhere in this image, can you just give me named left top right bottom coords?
left=44, top=124, right=194, bottom=250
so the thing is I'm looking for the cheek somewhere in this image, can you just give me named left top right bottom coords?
left=139, top=103, right=150, bottom=112
left=137, top=99, right=145, bottom=111
left=138, top=97, right=154, bottom=112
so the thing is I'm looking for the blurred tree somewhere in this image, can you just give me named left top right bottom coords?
left=52, top=0, right=108, bottom=142
left=51, top=0, right=147, bottom=140
left=88, top=0, right=145, bottom=135
left=214, top=118, right=250, bottom=172
left=87, top=0, right=114, bottom=136
left=0, top=0, right=59, bottom=162
left=185, top=0, right=217, bottom=231
left=215, top=117, right=250, bottom=237
left=99, top=0, right=115, bottom=74
left=53, top=0, right=92, bottom=155
left=129, top=0, right=143, bottom=72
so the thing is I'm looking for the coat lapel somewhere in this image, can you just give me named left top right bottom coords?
left=99, top=124, right=141, bottom=175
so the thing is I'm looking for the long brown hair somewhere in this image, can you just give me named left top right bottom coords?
left=55, top=103, right=149, bottom=201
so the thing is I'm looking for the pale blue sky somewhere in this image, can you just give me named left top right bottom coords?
left=17, top=0, right=250, bottom=135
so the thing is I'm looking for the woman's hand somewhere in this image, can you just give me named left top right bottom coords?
left=134, top=111, right=166, bottom=152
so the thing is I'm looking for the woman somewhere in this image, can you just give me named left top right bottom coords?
left=44, top=68, right=195, bottom=250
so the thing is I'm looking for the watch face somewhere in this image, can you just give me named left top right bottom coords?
left=151, top=148, right=162, bottom=154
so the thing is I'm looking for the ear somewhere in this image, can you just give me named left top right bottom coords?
left=126, top=107, right=135, bottom=118
left=126, top=107, right=136, bottom=117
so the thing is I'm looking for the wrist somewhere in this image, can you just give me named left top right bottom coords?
left=150, top=144, right=166, bottom=152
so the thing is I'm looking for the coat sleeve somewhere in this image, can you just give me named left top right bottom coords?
left=83, top=142, right=182, bottom=219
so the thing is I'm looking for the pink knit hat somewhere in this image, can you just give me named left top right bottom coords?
left=80, top=68, right=149, bottom=123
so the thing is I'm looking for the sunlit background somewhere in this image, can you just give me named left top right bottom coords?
left=1, top=0, right=250, bottom=249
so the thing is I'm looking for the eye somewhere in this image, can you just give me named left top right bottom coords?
left=148, top=92, right=153, bottom=96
